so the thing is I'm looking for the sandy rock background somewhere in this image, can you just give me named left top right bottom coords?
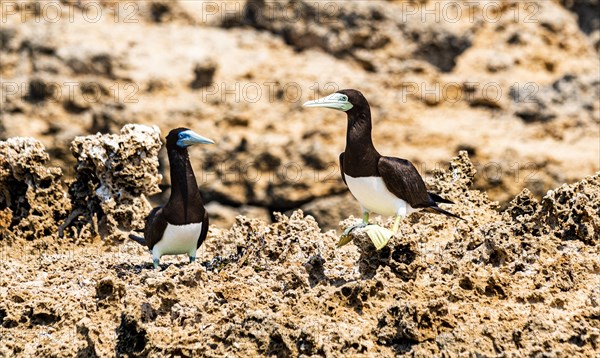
left=1, top=0, right=599, bottom=356
left=1, top=0, right=598, bottom=229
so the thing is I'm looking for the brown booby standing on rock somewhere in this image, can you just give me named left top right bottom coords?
left=129, top=128, right=214, bottom=269
left=303, top=89, right=462, bottom=250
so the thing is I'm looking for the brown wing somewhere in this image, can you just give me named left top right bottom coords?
left=197, top=210, right=209, bottom=249
left=143, top=206, right=168, bottom=250
left=339, top=152, right=347, bottom=186
left=378, top=156, right=433, bottom=208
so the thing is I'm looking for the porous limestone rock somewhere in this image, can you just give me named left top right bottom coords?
left=0, top=137, right=69, bottom=242
left=67, top=124, right=162, bottom=241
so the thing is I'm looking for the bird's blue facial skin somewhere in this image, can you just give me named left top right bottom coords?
left=176, top=132, right=191, bottom=148
left=176, top=130, right=214, bottom=148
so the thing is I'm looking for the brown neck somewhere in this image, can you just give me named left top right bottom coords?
left=343, top=106, right=381, bottom=177
left=163, top=146, right=204, bottom=224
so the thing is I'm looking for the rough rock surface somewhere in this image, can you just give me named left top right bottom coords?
left=511, top=73, right=600, bottom=124
left=1, top=1, right=599, bottom=353
left=224, top=0, right=476, bottom=73
left=205, top=201, right=271, bottom=229
left=1, top=152, right=599, bottom=356
left=0, top=138, right=69, bottom=243
left=67, top=124, right=162, bottom=241
left=537, top=174, right=600, bottom=245
left=1, top=0, right=598, bottom=229
left=560, top=0, right=600, bottom=35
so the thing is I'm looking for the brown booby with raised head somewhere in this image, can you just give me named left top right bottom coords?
left=303, top=89, right=462, bottom=249
left=129, top=128, right=214, bottom=269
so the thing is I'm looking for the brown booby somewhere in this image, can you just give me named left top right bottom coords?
left=303, top=89, right=462, bottom=249
left=129, top=128, right=214, bottom=269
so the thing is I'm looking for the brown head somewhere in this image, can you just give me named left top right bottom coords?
left=165, top=127, right=214, bottom=151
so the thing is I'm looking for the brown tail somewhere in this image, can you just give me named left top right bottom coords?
left=428, top=205, right=465, bottom=221
left=128, top=234, right=146, bottom=246
left=429, top=192, right=455, bottom=205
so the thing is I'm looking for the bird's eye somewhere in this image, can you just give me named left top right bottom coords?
left=340, top=96, right=347, bottom=102
left=178, top=133, right=184, bottom=139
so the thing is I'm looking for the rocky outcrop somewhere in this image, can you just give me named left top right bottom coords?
left=1, top=153, right=598, bottom=356
left=560, top=0, right=600, bottom=34
left=67, top=124, right=162, bottom=241
left=511, top=73, right=600, bottom=123
left=223, top=0, right=476, bottom=73
left=0, top=138, right=69, bottom=242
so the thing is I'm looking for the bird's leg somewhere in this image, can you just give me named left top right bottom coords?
left=338, top=212, right=370, bottom=247
left=342, top=211, right=370, bottom=236
left=392, top=215, right=402, bottom=233
left=151, top=248, right=161, bottom=270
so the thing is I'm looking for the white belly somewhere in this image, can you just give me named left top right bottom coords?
left=345, top=175, right=418, bottom=217
left=152, top=223, right=203, bottom=258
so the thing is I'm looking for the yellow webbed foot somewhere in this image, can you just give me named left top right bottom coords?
left=365, top=225, right=395, bottom=250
